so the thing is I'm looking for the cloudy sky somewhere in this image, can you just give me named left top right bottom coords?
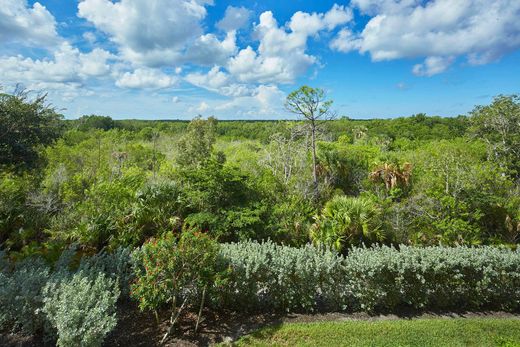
left=1, top=0, right=519, bottom=119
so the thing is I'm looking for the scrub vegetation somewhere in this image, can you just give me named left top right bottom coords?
left=1, top=86, right=519, bottom=346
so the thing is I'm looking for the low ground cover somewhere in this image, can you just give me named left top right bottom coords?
left=235, top=318, right=520, bottom=347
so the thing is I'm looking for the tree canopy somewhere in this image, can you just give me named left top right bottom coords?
left=0, top=89, right=62, bottom=170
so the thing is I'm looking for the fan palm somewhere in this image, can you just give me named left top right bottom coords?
left=310, top=195, right=382, bottom=251
left=369, top=162, right=412, bottom=190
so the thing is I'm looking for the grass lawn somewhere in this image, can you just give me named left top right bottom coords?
left=234, top=318, right=520, bottom=347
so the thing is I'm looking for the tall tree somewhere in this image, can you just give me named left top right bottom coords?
left=0, top=88, right=62, bottom=170
left=470, top=94, right=520, bottom=179
left=175, top=116, right=218, bottom=168
left=285, top=86, right=334, bottom=199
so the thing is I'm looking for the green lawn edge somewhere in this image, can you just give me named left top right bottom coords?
left=233, top=318, right=520, bottom=347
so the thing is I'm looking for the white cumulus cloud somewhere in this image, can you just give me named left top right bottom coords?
left=78, top=0, right=227, bottom=67
left=0, top=42, right=114, bottom=87
left=185, top=66, right=252, bottom=97
left=215, top=84, right=286, bottom=117
left=0, top=0, right=59, bottom=47
left=216, top=6, right=251, bottom=32
left=184, top=31, right=237, bottom=66
left=228, top=5, right=352, bottom=84
left=115, top=68, right=178, bottom=89
left=332, top=0, right=520, bottom=76
left=412, top=56, right=455, bottom=77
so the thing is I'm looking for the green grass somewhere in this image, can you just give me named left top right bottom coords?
left=234, top=318, right=520, bottom=347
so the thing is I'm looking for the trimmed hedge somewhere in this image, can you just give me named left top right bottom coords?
left=218, top=241, right=520, bottom=313
left=219, top=241, right=347, bottom=312
left=345, top=245, right=520, bottom=311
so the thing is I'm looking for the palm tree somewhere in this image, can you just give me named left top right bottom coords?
left=310, top=195, right=382, bottom=251
left=369, top=162, right=412, bottom=190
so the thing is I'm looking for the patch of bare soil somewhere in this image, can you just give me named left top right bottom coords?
left=0, top=333, right=40, bottom=347
left=105, top=303, right=285, bottom=347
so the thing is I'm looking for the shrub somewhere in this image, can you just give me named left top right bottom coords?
left=345, top=245, right=520, bottom=311
left=118, top=182, right=184, bottom=246
left=218, top=240, right=348, bottom=312
left=42, top=271, right=119, bottom=347
left=310, top=195, right=383, bottom=251
left=131, top=231, right=227, bottom=342
left=0, top=248, right=125, bottom=344
left=217, top=242, right=520, bottom=314
left=0, top=257, right=50, bottom=335
left=78, top=247, right=134, bottom=297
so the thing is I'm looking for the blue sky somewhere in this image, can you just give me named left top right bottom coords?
left=1, top=0, right=519, bottom=119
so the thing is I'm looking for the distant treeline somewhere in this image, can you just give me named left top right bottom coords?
left=67, top=113, right=468, bottom=142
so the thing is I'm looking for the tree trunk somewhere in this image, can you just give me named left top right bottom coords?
left=310, top=120, right=319, bottom=200
left=195, top=285, right=207, bottom=333
left=160, top=297, right=187, bottom=345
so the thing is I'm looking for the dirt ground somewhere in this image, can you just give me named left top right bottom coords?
left=2, top=305, right=519, bottom=347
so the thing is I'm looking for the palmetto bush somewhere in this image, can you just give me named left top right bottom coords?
left=310, top=195, right=383, bottom=251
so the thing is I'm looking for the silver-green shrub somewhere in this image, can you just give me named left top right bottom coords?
left=42, top=271, right=120, bottom=347
left=219, top=240, right=348, bottom=312
left=77, top=247, right=134, bottom=297
left=345, top=245, right=520, bottom=311
left=218, top=242, right=520, bottom=313
left=0, top=257, right=50, bottom=335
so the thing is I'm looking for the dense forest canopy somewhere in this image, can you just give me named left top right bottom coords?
left=0, top=89, right=519, bottom=257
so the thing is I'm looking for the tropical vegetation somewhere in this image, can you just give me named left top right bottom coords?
left=1, top=86, right=519, bottom=345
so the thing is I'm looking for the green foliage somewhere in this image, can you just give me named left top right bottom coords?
left=177, top=160, right=269, bottom=242
left=345, top=245, right=520, bottom=311
left=317, top=141, right=380, bottom=195
left=285, top=86, right=334, bottom=200
left=54, top=168, right=145, bottom=249
left=0, top=173, right=49, bottom=250
left=77, top=247, right=134, bottom=297
left=218, top=240, right=348, bottom=312
left=176, top=116, right=218, bottom=167
left=76, top=115, right=115, bottom=131
left=401, top=139, right=516, bottom=245
left=0, top=247, right=130, bottom=342
left=285, top=86, right=333, bottom=120
left=325, top=114, right=468, bottom=143
left=267, top=193, right=316, bottom=246
left=0, top=90, right=62, bottom=170
left=42, top=271, right=119, bottom=347
left=2, top=91, right=520, bottom=298
left=470, top=94, right=520, bottom=178
left=118, top=182, right=184, bottom=245
left=131, top=231, right=226, bottom=311
left=310, top=195, right=383, bottom=251
left=218, top=242, right=520, bottom=314
left=0, top=257, right=50, bottom=335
